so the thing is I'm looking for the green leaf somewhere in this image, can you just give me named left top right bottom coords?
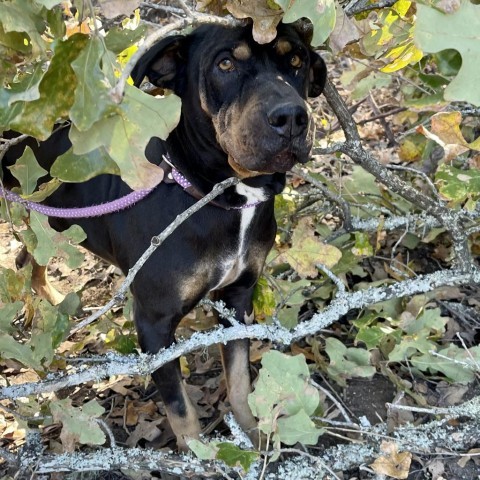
left=388, top=332, right=436, bottom=362
left=70, top=37, right=116, bottom=131
left=7, top=64, right=45, bottom=104
left=325, top=337, right=375, bottom=386
left=352, top=231, right=374, bottom=257
left=0, top=301, right=24, bottom=333
left=188, top=439, right=218, bottom=460
left=216, top=443, right=259, bottom=471
left=37, top=300, right=70, bottom=348
left=435, top=163, right=480, bottom=206
left=105, top=329, right=137, bottom=354
left=30, top=331, right=55, bottom=367
left=0, top=267, right=31, bottom=302
left=69, top=85, right=181, bottom=190
left=58, top=292, right=82, bottom=316
left=0, top=66, right=45, bottom=130
left=248, top=351, right=320, bottom=440
left=0, top=0, right=47, bottom=56
left=414, top=0, right=480, bottom=106
left=355, top=325, right=387, bottom=350
left=277, top=0, right=336, bottom=46
left=276, top=305, right=301, bottom=330
left=8, top=146, right=47, bottom=195
left=276, top=409, right=323, bottom=446
left=28, top=212, right=86, bottom=267
left=10, top=34, right=89, bottom=139
left=50, top=398, right=106, bottom=450
left=36, top=0, right=63, bottom=8
left=411, top=345, right=480, bottom=383
left=50, top=147, right=120, bottom=183
left=104, top=24, right=147, bottom=54
left=401, top=308, right=448, bottom=335
left=0, top=334, right=41, bottom=370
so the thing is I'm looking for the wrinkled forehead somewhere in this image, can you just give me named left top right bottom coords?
left=189, top=23, right=307, bottom=64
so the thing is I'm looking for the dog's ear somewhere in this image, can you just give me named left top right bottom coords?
left=131, top=35, right=188, bottom=92
left=308, top=50, right=327, bottom=97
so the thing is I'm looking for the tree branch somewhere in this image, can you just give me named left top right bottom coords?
left=322, top=79, right=475, bottom=273
left=2, top=267, right=479, bottom=400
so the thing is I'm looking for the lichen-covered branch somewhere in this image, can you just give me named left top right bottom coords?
left=322, top=79, right=474, bottom=273
left=2, top=267, right=478, bottom=400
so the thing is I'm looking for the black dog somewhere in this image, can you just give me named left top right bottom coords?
left=2, top=23, right=326, bottom=450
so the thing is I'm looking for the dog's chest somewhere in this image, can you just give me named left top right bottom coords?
left=213, top=184, right=267, bottom=290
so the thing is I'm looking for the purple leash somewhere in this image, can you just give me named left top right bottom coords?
left=0, top=185, right=154, bottom=218
left=1, top=163, right=263, bottom=218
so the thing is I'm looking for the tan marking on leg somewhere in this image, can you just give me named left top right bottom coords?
left=31, top=261, right=64, bottom=305
left=164, top=383, right=202, bottom=452
left=220, top=342, right=259, bottom=442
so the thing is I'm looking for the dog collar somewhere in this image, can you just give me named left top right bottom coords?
left=162, top=156, right=266, bottom=210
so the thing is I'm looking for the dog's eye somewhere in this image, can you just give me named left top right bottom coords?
left=290, top=54, right=303, bottom=68
left=218, top=58, right=235, bottom=72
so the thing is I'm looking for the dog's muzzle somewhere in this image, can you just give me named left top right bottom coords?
left=267, top=102, right=309, bottom=140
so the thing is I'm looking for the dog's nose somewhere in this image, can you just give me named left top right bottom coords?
left=267, top=103, right=308, bottom=138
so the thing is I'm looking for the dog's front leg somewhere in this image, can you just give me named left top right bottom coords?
left=133, top=301, right=201, bottom=451
left=214, top=285, right=260, bottom=447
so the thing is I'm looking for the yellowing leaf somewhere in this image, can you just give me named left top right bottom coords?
left=279, top=217, right=342, bottom=278
left=381, top=42, right=423, bottom=73
left=370, top=441, right=412, bottom=479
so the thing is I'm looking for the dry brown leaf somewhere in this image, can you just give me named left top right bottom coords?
left=457, top=448, right=480, bottom=468
left=226, top=0, right=282, bottom=44
left=370, top=441, right=412, bottom=479
left=329, top=3, right=361, bottom=54
left=291, top=344, right=316, bottom=361
left=98, top=0, right=141, bottom=19
left=196, top=0, right=228, bottom=15
left=126, top=418, right=165, bottom=447
left=416, top=122, right=469, bottom=163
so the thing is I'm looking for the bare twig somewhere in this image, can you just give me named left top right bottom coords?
left=111, top=11, right=240, bottom=102
left=292, top=165, right=353, bottom=230
left=310, top=379, right=354, bottom=425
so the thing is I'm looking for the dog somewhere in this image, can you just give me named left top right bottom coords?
left=1, top=22, right=326, bottom=450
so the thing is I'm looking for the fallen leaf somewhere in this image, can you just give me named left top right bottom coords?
left=126, top=417, right=165, bottom=447
left=98, top=0, right=141, bottom=19
left=370, top=441, right=412, bottom=479
left=457, top=448, right=480, bottom=468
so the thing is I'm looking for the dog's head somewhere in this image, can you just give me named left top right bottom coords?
left=132, top=23, right=326, bottom=178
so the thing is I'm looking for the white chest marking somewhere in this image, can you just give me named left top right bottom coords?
left=213, top=184, right=267, bottom=290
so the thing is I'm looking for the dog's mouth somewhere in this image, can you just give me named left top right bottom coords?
left=228, top=149, right=303, bottom=178
left=270, top=150, right=300, bottom=172
left=228, top=150, right=303, bottom=178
